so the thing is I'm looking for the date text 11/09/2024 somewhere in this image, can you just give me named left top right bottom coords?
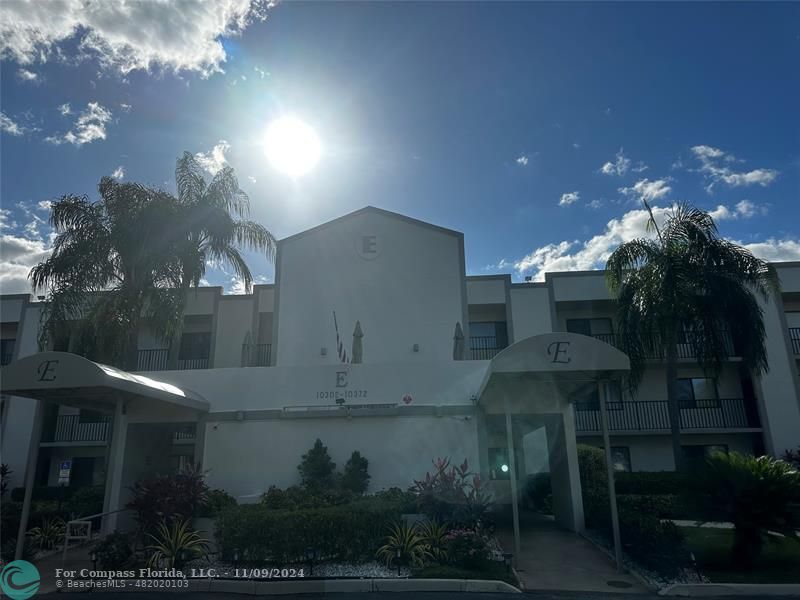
left=192, top=568, right=306, bottom=578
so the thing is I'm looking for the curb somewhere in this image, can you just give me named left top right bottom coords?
left=659, top=583, right=800, bottom=597
left=577, top=531, right=656, bottom=592
left=103, top=577, right=521, bottom=594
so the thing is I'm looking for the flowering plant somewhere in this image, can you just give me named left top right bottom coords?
left=443, top=527, right=491, bottom=569
left=411, top=457, right=493, bottom=526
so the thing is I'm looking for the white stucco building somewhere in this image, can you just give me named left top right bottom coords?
left=2, top=206, right=800, bottom=540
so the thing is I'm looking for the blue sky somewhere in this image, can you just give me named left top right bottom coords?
left=1, top=1, right=798, bottom=294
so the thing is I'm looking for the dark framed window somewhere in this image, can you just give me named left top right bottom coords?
left=611, top=447, right=631, bottom=472
left=579, top=381, right=623, bottom=410
left=566, top=318, right=613, bottom=337
left=179, top=332, right=211, bottom=360
left=488, top=447, right=510, bottom=480
left=79, top=409, right=104, bottom=424
left=469, top=322, right=509, bottom=347
left=677, top=378, right=719, bottom=408
left=0, top=339, right=15, bottom=365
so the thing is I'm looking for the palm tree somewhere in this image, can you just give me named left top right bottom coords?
left=30, top=177, right=186, bottom=370
left=606, top=202, right=779, bottom=471
left=169, top=152, right=277, bottom=366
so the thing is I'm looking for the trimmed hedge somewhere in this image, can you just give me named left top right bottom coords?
left=614, top=471, right=689, bottom=496
left=215, top=497, right=406, bottom=564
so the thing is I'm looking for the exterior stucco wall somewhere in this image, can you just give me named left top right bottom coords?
left=466, top=277, right=507, bottom=305
left=202, top=415, right=479, bottom=500
left=509, top=286, right=552, bottom=338
left=274, top=210, right=466, bottom=366
left=213, top=296, right=254, bottom=368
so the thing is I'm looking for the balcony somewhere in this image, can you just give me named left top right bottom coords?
left=591, top=330, right=736, bottom=360
left=470, top=336, right=504, bottom=360
left=789, top=327, right=800, bottom=355
left=243, top=343, right=272, bottom=367
left=1, top=352, right=13, bottom=366
left=136, top=349, right=209, bottom=371
left=42, top=415, right=111, bottom=443
left=574, top=398, right=760, bottom=433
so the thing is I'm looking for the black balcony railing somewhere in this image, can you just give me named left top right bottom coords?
left=242, top=343, right=272, bottom=367
left=137, top=350, right=209, bottom=371
left=789, top=327, right=800, bottom=355
left=591, top=330, right=736, bottom=359
left=0, top=352, right=13, bottom=366
left=137, top=348, right=169, bottom=371
left=42, top=415, right=112, bottom=443
left=574, top=398, right=759, bottom=432
left=177, top=358, right=209, bottom=370
left=470, top=336, right=504, bottom=360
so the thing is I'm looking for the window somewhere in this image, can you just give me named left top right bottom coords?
left=611, top=447, right=631, bottom=472
left=488, top=447, right=510, bottom=480
left=179, top=332, right=211, bottom=360
left=676, top=378, right=718, bottom=408
left=682, top=444, right=728, bottom=467
left=0, top=338, right=15, bottom=365
left=578, top=381, right=623, bottom=410
left=566, top=318, right=613, bottom=338
left=469, top=322, right=508, bottom=358
left=79, top=409, right=104, bottom=424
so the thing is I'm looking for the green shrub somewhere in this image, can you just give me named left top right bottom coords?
left=615, top=471, right=689, bottom=495
left=523, top=474, right=553, bottom=514
left=617, top=494, right=678, bottom=519
left=376, top=522, right=430, bottom=567
left=618, top=511, right=686, bottom=576
left=686, top=452, right=800, bottom=569
left=370, top=487, right=418, bottom=513
left=66, top=486, right=104, bottom=518
left=93, top=531, right=134, bottom=569
left=341, top=451, right=370, bottom=494
left=443, top=528, right=492, bottom=570
left=198, top=489, right=237, bottom=518
left=410, top=458, right=493, bottom=526
left=260, top=485, right=354, bottom=510
left=1, top=537, right=36, bottom=562
left=298, top=439, right=336, bottom=491
left=126, top=464, right=208, bottom=534
left=146, top=519, right=209, bottom=569
left=215, top=497, right=405, bottom=564
left=28, top=517, right=66, bottom=550
left=11, top=486, right=73, bottom=504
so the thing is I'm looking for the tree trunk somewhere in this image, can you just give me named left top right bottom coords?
left=665, top=331, right=684, bottom=472
left=123, top=325, right=140, bottom=372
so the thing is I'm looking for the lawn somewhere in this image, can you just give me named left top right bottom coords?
left=414, top=563, right=519, bottom=587
left=682, top=526, right=800, bottom=584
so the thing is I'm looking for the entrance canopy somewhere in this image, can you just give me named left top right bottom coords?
left=0, top=351, right=209, bottom=413
left=478, top=332, right=630, bottom=410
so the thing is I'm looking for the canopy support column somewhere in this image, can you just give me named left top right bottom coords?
left=15, top=400, right=43, bottom=560
left=599, top=380, right=622, bottom=572
left=503, top=396, right=521, bottom=567
left=102, top=397, right=128, bottom=534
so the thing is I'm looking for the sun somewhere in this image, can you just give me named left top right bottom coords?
left=263, top=116, right=321, bottom=177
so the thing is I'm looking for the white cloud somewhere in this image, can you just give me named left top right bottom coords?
left=515, top=155, right=529, bottom=166
left=195, top=140, right=230, bottom=175
left=741, top=239, right=800, bottom=262
left=509, top=204, right=798, bottom=282
left=254, top=66, right=267, bottom=79
left=0, top=209, right=17, bottom=230
left=619, top=178, right=672, bottom=204
left=45, top=102, right=112, bottom=146
left=17, top=68, right=38, bottom=81
left=111, top=165, right=125, bottom=179
left=691, top=145, right=779, bottom=192
left=247, top=175, right=256, bottom=184
left=0, top=0, right=272, bottom=78
left=36, top=200, right=52, bottom=211
left=559, top=191, right=580, bottom=206
left=0, top=234, right=51, bottom=294
left=586, top=199, right=603, bottom=210
left=57, top=103, right=71, bottom=116
left=708, top=199, right=767, bottom=221
left=119, top=103, right=132, bottom=113
left=1, top=111, right=25, bottom=135
left=572, top=142, right=581, bottom=149
left=599, top=148, right=633, bottom=176
left=513, top=206, right=672, bottom=280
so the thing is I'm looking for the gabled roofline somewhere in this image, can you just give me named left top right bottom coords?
left=278, top=206, right=463, bottom=246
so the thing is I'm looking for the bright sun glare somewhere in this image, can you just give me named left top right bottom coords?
left=264, top=116, right=321, bottom=177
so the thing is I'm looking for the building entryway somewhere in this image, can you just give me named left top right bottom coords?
left=497, top=514, right=644, bottom=592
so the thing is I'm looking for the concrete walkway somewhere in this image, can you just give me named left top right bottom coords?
left=496, top=515, right=645, bottom=594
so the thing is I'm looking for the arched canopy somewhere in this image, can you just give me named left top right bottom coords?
left=477, top=332, right=630, bottom=411
left=0, top=351, right=208, bottom=413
